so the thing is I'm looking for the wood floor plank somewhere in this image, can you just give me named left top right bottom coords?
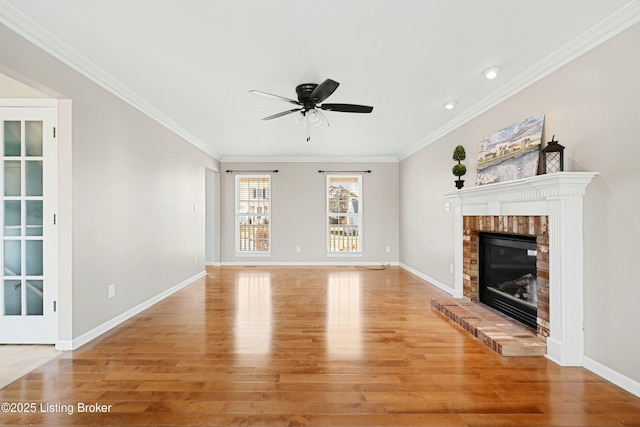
left=1, top=266, right=639, bottom=426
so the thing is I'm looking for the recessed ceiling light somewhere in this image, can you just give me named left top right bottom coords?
left=443, top=100, right=457, bottom=110
left=483, top=67, right=501, bottom=80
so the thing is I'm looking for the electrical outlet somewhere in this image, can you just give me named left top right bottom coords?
left=296, top=246, right=301, bottom=253
left=385, top=246, right=391, bottom=253
left=108, top=284, right=115, bottom=299
left=449, top=263, right=454, bottom=274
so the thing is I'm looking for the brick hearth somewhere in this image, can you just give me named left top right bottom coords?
left=431, top=298, right=546, bottom=357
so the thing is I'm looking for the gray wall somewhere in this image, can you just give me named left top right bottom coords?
left=400, top=22, right=640, bottom=382
left=1, top=24, right=219, bottom=338
left=221, top=162, right=399, bottom=264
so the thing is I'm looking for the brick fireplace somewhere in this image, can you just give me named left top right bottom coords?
left=444, top=172, right=597, bottom=366
left=463, top=215, right=550, bottom=337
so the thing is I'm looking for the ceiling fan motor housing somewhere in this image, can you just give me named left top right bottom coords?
left=296, top=83, right=319, bottom=111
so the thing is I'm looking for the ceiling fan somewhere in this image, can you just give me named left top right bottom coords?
left=250, top=78, right=373, bottom=141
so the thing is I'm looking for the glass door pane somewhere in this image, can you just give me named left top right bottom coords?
left=3, top=280, right=21, bottom=315
left=26, top=201, right=43, bottom=236
left=4, top=240, right=21, bottom=275
left=4, top=200, right=21, bottom=236
left=25, top=121, right=43, bottom=156
left=26, top=161, right=43, bottom=196
left=4, top=161, right=21, bottom=196
left=26, top=280, right=43, bottom=316
left=3, top=121, right=21, bottom=156
left=26, top=240, right=43, bottom=276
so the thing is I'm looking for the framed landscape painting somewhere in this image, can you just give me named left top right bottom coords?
left=475, top=113, right=544, bottom=186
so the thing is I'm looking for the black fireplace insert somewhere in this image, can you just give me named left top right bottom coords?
left=479, top=232, right=538, bottom=328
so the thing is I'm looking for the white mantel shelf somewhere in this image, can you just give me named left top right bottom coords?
left=444, top=172, right=598, bottom=366
left=444, top=172, right=599, bottom=216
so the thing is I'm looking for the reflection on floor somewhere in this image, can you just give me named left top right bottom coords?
left=0, top=345, right=60, bottom=388
left=326, top=271, right=361, bottom=358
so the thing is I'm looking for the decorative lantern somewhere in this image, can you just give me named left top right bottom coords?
left=542, top=135, right=564, bottom=173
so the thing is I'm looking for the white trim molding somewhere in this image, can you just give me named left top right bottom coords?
left=221, top=156, right=399, bottom=163
left=584, top=356, right=640, bottom=398
left=400, top=263, right=461, bottom=298
left=220, top=261, right=399, bottom=267
left=444, top=172, right=598, bottom=366
left=56, top=271, right=205, bottom=351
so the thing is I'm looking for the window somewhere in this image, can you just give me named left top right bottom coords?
left=327, top=174, right=361, bottom=253
left=235, top=174, right=271, bottom=254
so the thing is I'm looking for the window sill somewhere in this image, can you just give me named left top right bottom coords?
left=326, top=252, right=363, bottom=257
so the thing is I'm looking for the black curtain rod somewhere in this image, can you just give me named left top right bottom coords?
left=318, top=170, right=372, bottom=174
left=225, top=169, right=279, bottom=173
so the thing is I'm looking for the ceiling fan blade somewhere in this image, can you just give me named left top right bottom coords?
left=320, top=103, right=373, bottom=113
left=262, top=108, right=302, bottom=120
left=250, top=90, right=301, bottom=105
left=309, top=79, right=340, bottom=103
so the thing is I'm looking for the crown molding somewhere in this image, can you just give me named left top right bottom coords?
left=397, top=1, right=640, bottom=161
left=221, top=155, right=399, bottom=163
left=0, top=1, right=221, bottom=160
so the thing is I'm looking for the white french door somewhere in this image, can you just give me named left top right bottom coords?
left=0, top=106, right=57, bottom=343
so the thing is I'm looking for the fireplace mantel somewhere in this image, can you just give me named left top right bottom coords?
left=444, top=172, right=598, bottom=366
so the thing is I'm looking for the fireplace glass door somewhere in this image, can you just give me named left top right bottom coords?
left=479, top=233, right=537, bottom=328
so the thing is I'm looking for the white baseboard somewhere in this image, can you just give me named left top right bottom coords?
left=55, top=340, right=73, bottom=351
left=583, top=356, right=640, bottom=398
left=220, top=261, right=400, bottom=267
left=59, top=271, right=205, bottom=351
left=399, top=263, right=461, bottom=297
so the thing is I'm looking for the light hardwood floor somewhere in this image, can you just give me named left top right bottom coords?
left=0, top=345, right=59, bottom=389
left=1, top=266, right=639, bottom=426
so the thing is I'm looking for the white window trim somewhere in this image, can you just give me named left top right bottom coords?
left=234, top=174, right=271, bottom=256
left=326, top=174, right=362, bottom=255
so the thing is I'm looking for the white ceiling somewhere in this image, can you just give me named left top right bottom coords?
left=2, top=0, right=638, bottom=161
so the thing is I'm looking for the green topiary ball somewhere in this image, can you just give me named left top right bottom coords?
left=453, top=145, right=466, bottom=162
left=452, top=164, right=467, bottom=177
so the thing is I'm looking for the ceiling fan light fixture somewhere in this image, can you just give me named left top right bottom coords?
left=483, top=66, right=501, bottom=80
left=307, top=109, right=320, bottom=123
left=293, top=110, right=305, bottom=123
left=444, top=100, right=457, bottom=110
left=314, top=110, right=329, bottom=128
